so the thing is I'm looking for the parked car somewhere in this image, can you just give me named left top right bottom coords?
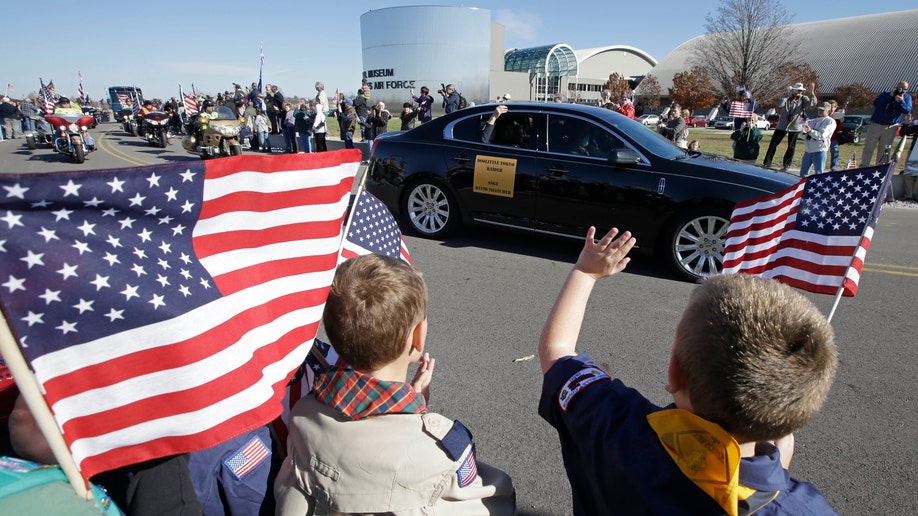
left=840, top=115, right=869, bottom=144
left=753, top=115, right=770, bottom=130
left=637, top=114, right=660, bottom=126
left=686, top=115, right=708, bottom=128
left=713, top=116, right=734, bottom=129
left=365, top=102, right=797, bottom=280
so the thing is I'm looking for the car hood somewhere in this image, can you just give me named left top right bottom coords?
left=677, top=153, right=798, bottom=192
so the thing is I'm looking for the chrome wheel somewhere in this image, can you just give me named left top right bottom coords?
left=405, top=182, right=455, bottom=236
left=670, top=213, right=730, bottom=279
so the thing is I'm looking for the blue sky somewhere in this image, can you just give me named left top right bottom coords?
left=2, top=1, right=906, bottom=102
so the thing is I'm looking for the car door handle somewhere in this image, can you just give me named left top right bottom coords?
left=450, top=154, right=472, bottom=164
left=545, top=166, right=567, bottom=176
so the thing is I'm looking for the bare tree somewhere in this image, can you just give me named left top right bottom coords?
left=691, top=0, right=803, bottom=102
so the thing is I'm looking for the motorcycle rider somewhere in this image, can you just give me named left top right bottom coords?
left=189, top=100, right=219, bottom=149
left=51, top=97, right=95, bottom=151
left=53, top=97, right=83, bottom=115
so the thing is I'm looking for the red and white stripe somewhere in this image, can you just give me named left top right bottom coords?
left=29, top=151, right=362, bottom=479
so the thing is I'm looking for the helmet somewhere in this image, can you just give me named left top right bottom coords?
left=143, top=100, right=153, bottom=106
left=59, top=97, right=71, bottom=104
left=202, top=100, right=215, bottom=109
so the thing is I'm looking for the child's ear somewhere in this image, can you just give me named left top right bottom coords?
left=665, top=351, right=685, bottom=394
left=410, top=318, right=428, bottom=355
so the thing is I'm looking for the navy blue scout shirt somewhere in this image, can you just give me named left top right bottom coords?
left=538, top=353, right=838, bottom=515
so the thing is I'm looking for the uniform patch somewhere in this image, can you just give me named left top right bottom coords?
left=457, top=446, right=479, bottom=488
left=223, top=435, right=271, bottom=480
left=558, top=367, right=609, bottom=411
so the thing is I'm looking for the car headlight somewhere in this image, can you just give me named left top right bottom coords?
left=68, top=123, right=79, bottom=132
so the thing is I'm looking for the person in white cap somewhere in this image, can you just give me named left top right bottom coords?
left=762, top=82, right=817, bottom=171
left=799, top=102, right=837, bottom=176
left=0, top=97, right=23, bottom=140
left=500, top=93, right=511, bottom=103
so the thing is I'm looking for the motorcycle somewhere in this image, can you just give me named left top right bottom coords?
left=140, top=110, right=172, bottom=148
left=121, top=109, right=138, bottom=135
left=182, top=106, right=245, bottom=159
left=24, top=115, right=55, bottom=150
left=44, top=113, right=97, bottom=163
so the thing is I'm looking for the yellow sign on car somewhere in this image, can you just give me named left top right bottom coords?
left=473, top=155, right=517, bottom=198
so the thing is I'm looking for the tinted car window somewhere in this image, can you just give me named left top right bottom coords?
left=547, top=115, right=625, bottom=159
left=452, top=114, right=491, bottom=142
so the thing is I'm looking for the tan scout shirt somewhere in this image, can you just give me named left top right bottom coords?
left=274, top=395, right=516, bottom=515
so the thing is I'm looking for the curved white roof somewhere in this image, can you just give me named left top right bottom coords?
left=641, top=10, right=918, bottom=96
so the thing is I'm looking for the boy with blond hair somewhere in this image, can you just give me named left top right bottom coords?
left=275, top=254, right=515, bottom=515
left=539, top=227, right=838, bottom=515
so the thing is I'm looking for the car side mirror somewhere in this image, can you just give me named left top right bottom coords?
left=608, top=149, right=641, bottom=165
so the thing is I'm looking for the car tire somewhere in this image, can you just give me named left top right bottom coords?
left=403, top=180, right=458, bottom=237
left=26, top=136, right=36, bottom=150
left=852, top=134, right=860, bottom=144
left=664, top=209, right=731, bottom=280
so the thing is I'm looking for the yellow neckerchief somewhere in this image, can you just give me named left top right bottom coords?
left=647, top=409, right=760, bottom=516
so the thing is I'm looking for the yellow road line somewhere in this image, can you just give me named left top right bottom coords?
left=864, top=262, right=918, bottom=272
left=96, top=129, right=152, bottom=166
left=862, top=267, right=918, bottom=278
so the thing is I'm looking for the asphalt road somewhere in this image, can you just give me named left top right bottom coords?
left=1, top=123, right=915, bottom=514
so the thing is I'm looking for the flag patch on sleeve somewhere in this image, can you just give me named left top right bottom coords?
left=223, top=435, right=271, bottom=480
left=558, top=367, right=609, bottom=411
left=457, top=446, right=479, bottom=488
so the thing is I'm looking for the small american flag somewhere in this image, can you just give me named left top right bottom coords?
left=0, top=150, right=362, bottom=481
left=728, top=100, right=752, bottom=121
left=223, top=435, right=271, bottom=480
left=847, top=154, right=857, bottom=170
left=78, top=72, right=85, bottom=106
left=457, top=446, right=479, bottom=487
left=339, top=189, right=411, bottom=264
left=722, top=164, right=894, bottom=296
left=131, top=93, right=142, bottom=116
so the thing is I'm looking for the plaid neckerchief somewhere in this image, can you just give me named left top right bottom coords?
left=314, top=367, right=426, bottom=420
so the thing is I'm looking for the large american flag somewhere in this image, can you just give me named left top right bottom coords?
left=0, top=150, right=362, bottom=481
left=339, top=188, right=411, bottom=264
left=722, top=164, right=894, bottom=296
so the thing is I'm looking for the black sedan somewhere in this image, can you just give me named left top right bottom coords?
left=365, top=102, right=797, bottom=279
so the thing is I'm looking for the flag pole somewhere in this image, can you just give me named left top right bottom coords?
left=0, top=318, right=90, bottom=498
left=825, top=162, right=896, bottom=323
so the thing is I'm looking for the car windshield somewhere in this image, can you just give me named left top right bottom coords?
left=602, top=112, right=684, bottom=159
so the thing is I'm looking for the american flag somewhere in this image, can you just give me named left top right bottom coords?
left=47, top=80, right=57, bottom=100
left=223, top=435, right=270, bottom=480
left=78, top=72, right=85, bottom=106
left=131, top=93, right=142, bottom=116
left=39, top=79, right=55, bottom=115
left=728, top=100, right=752, bottom=121
left=0, top=150, right=362, bottom=481
left=339, top=188, right=411, bottom=264
left=847, top=154, right=857, bottom=170
left=457, top=446, right=479, bottom=487
left=722, top=164, right=894, bottom=297
left=184, top=95, right=199, bottom=116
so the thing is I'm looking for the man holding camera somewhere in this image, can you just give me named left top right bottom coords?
left=762, top=82, right=816, bottom=171
left=439, top=84, right=460, bottom=114
left=861, top=80, right=912, bottom=167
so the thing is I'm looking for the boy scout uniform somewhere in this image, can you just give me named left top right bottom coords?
left=274, top=394, right=516, bottom=515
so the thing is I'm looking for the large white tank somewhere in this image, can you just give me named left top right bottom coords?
left=360, top=6, right=491, bottom=116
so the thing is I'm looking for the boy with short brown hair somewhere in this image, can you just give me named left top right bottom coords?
left=539, top=227, right=839, bottom=515
left=275, top=254, right=515, bottom=515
